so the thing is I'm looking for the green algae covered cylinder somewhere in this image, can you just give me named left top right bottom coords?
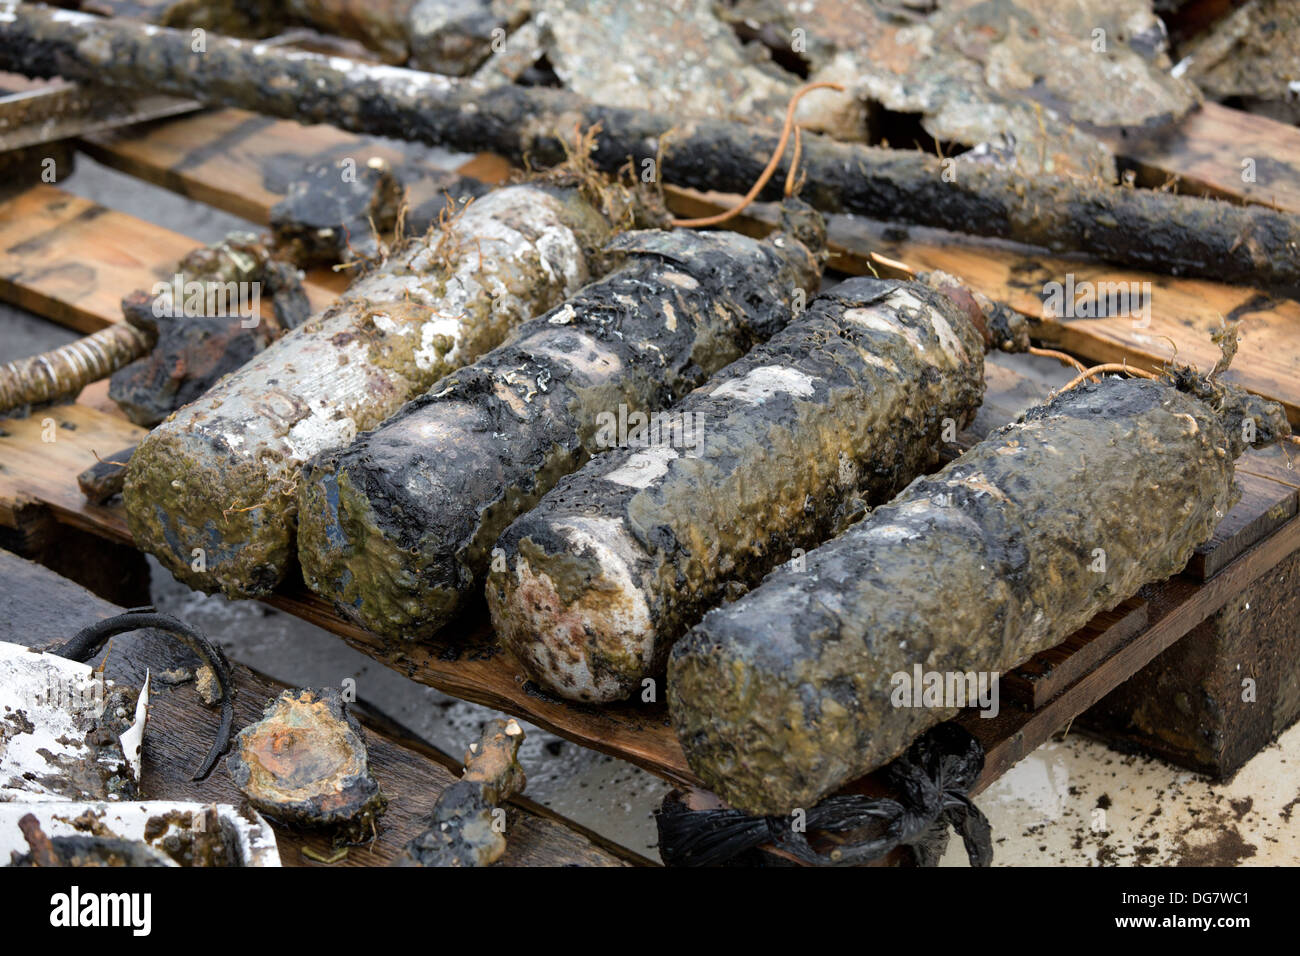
left=668, top=375, right=1289, bottom=815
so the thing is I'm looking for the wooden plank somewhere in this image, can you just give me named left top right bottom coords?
left=0, top=184, right=200, bottom=333
left=0, top=549, right=644, bottom=867
left=1110, top=102, right=1300, bottom=214
left=81, top=108, right=403, bottom=225
left=265, top=585, right=699, bottom=787
left=1188, top=467, right=1299, bottom=580
left=1000, top=599, right=1149, bottom=711
left=0, top=183, right=342, bottom=334
left=0, top=401, right=142, bottom=541
left=80, top=106, right=483, bottom=226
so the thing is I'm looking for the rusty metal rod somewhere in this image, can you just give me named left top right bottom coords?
left=0, top=323, right=151, bottom=415
left=3, top=6, right=1300, bottom=287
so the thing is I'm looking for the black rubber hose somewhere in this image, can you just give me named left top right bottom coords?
left=52, top=607, right=235, bottom=781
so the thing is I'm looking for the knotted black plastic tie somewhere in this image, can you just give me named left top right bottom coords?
left=656, top=723, right=993, bottom=867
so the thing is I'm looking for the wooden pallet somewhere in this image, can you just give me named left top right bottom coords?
left=3, top=86, right=1300, bottom=854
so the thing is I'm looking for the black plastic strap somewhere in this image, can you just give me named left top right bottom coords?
left=656, top=723, right=993, bottom=867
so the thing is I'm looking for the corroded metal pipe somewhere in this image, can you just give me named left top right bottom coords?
left=488, top=276, right=986, bottom=702
left=4, top=6, right=1300, bottom=286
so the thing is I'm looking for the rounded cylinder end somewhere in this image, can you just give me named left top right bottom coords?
left=124, top=423, right=290, bottom=597
left=488, top=517, right=658, bottom=703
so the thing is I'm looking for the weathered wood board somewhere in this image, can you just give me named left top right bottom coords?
left=0, top=185, right=342, bottom=333
left=1000, top=599, right=1150, bottom=711
left=0, top=185, right=200, bottom=334
left=1108, top=102, right=1300, bottom=214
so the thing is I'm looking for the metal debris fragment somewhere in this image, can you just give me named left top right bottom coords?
left=52, top=608, right=236, bottom=781
left=394, top=718, right=524, bottom=867
left=108, top=232, right=310, bottom=427
left=1, top=801, right=281, bottom=867
left=77, top=445, right=138, bottom=505
left=226, top=688, right=386, bottom=841
left=270, top=157, right=405, bottom=269
left=528, top=0, right=862, bottom=137
left=0, top=324, right=152, bottom=418
left=722, top=0, right=1199, bottom=176
left=0, top=641, right=147, bottom=802
left=1176, top=0, right=1300, bottom=123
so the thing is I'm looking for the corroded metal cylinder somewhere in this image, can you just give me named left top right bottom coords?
left=668, top=375, right=1287, bottom=815
left=298, top=215, right=822, bottom=639
left=126, top=184, right=628, bottom=596
left=489, top=277, right=986, bottom=702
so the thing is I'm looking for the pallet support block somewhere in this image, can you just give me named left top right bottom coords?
left=1082, top=545, right=1300, bottom=779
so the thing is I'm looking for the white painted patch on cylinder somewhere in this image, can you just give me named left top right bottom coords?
left=928, top=310, right=968, bottom=361
left=659, top=272, right=699, bottom=290
left=510, top=515, right=654, bottom=699
left=843, top=306, right=926, bottom=353
left=710, top=365, right=817, bottom=404
left=548, top=304, right=577, bottom=325
left=604, top=444, right=679, bottom=488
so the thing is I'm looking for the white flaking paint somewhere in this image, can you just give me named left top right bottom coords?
left=0, top=642, right=145, bottom=802
left=0, top=801, right=281, bottom=866
left=603, top=444, right=679, bottom=488
left=118, top=671, right=150, bottom=785
left=710, top=365, right=817, bottom=404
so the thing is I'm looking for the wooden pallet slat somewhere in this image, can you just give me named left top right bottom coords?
left=1000, top=598, right=1150, bottom=711
left=0, top=183, right=340, bottom=334
left=0, top=184, right=200, bottom=333
left=1111, top=102, right=1300, bottom=214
